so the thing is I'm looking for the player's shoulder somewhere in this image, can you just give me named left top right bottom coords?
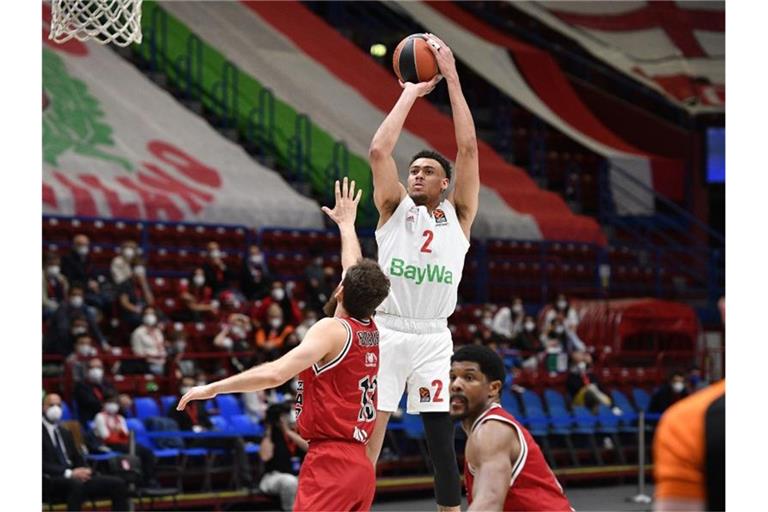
left=473, top=416, right=520, bottom=455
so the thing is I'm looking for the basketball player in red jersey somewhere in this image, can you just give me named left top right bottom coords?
left=450, top=345, right=573, bottom=511
left=178, top=178, right=390, bottom=511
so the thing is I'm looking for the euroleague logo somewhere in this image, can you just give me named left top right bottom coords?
left=433, top=208, right=448, bottom=226
left=364, top=352, right=378, bottom=368
left=419, top=387, right=431, bottom=403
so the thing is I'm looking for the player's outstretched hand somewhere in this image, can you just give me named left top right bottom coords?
left=424, top=33, right=457, bottom=82
left=177, top=384, right=217, bottom=411
left=322, top=177, right=362, bottom=228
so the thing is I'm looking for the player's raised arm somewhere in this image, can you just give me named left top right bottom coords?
left=468, top=421, right=519, bottom=512
left=369, top=76, right=442, bottom=224
left=177, top=318, right=346, bottom=410
left=322, top=177, right=363, bottom=272
left=426, top=34, right=479, bottom=238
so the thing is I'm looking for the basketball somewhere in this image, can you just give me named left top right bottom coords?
left=392, top=34, right=439, bottom=83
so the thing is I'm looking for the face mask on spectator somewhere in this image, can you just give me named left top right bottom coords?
left=88, top=367, right=104, bottom=383
left=482, top=317, right=493, bottom=329
left=179, top=386, right=191, bottom=396
left=72, top=326, right=88, bottom=336
left=76, top=245, right=89, bottom=257
left=304, top=315, right=318, bottom=326
left=269, top=318, right=282, bottom=329
left=672, top=381, right=685, bottom=393
left=209, top=249, right=222, bottom=260
left=577, top=361, right=587, bottom=371
left=272, top=289, right=285, bottom=301
left=76, top=344, right=93, bottom=357
left=221, top=336, right=234, bottom=349
left=46, top=265, right=60, bottom=277
left=250, top=254, right=263, bottom=265
left=557, top=300, right=568, bottom=310
left=143, top=314, right=158, bottom=327
left=512, top=304, right=523, bottom=314
left=193, top=275, right=205, bottom=287
left=45, top=405, right=63, bottom=423
left=69, top=296, right=84, bottom=308
left=105, top=402, right=119, bottom=415
left=174, top=342, right=186, bottom=353
left=313, top=257, right=323, bottom=266
left=133, top=265, right=146, bottom=277
left=524, top=321, right=535, bottom=332
left=554, top=325, right=565, bottom=335
left=123, top=247, right=136, bottom=260
left=231, top=325, right=246, bottom=339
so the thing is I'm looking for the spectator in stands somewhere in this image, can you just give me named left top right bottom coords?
left=92, top=391, right=159, bottom=488
left=649, top=370, right=690, bottom=416
left=43, top=393, right=130, bottom=511
left=46, top=284, right=108, bottom=355
left=242, top=390, right=269, bottom=423
left=251, top=281, right=302, bottom=325
left=304, top=274, right=331, bottom=314
left=490, top=297, right=525, bottom=342
left=61, top=234, right=93, bottom=285
left=130, top=306, right=167, bottom=375
left=203, top=241, right=231, bottom=294
left=66, top=334, right=99, bottom=383
left=168, top=329, right=197, bottom=379
left=43, top=252, right=69, bottom=317
left=218, top=287, right=248, bottom=317
left=178, top=267, right=219, bottom=321
left=258, top=403, right=309, bottom=511
left=168, top=376, right=254, bottom=488
left=294, top=308, right=320, bottom=341
left=240, top=244, right=272, bottom=301
left=543, top=293, right=580, bottom=332
left=214, top=313, right=255, bottom=372
left=687, top=365, right=707, bottom=393
left=565, top=353, right=618, bottom=414
left=116, top=259, right=155, bottom=330
left=111, top=240, right=139, bottom=285
left=255, top=304, right=295, bottom=359
left=304, top=251, right=326, bottom=285
left=74, top=358, right=117, bottom=424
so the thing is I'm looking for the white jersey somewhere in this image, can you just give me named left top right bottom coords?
left=375, top=195, right=470, bottom=320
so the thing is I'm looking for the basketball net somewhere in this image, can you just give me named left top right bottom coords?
left=48, top=0, right=143, bottom=47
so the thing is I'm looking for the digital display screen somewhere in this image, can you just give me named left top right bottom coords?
left=706, top=127, right=725, bottom=184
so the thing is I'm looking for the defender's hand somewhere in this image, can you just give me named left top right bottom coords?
left=322, top=177, right=362, bottom=228
left=177, top=384, right=217, bottom=410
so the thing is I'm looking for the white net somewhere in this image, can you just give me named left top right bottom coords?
left=49, top=0, right=143, bottom=47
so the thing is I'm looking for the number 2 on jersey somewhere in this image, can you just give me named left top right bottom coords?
left=421, top=229, right=434, bottom=253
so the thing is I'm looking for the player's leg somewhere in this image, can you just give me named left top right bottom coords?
left=368, top=324, right=410, bottom=465
left=407, top=331, right=461, bottom=510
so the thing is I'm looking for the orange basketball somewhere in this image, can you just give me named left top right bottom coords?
left=392, top=34, right=439, bottom=83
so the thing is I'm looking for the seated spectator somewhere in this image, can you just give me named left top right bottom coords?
left=203, top=241, right=232, bottom=295
left=255, top=304, right=295, bottom=359
left=294, top=308, right=320, bottom=342
left=178, top=267, right=219, bottom=321
left=116, top=259, right=155, bottom=330
left=217, top=286, right=248, bottom=317
left=167, top=329, right=197, bottom=379
left=491, top=297, right=525, bottom=341
left=251, top=281, right=302, bottom=325
left=649, top=370, right=690, bottom=415
left=304, top=251, right=326, bottom=286
left=74, top=358, right=117, bottom=423
left=92, top=391, right=158, bottom=488
left=242, top=390, right=269, bottom=423
left=43, top=393, right=130, bottom=511
left=130, top=306, right=166, bottom=376
left=686, top=365, right=707, bottom=392
left=111, top=240, right=139, bottom=286
left=544, top=293, right=580, bottom=332
left=565, top=353, right=618, bottom=414
left=61, top=234, right=94, bottom=286
left=168, top=377, right=254, bottom=488
left=214, top=313, right=255, bottom=372
left=258, top=403, right=309, bottom=511
left=65, top=334, right=99, bottom=383
left=46, top=284, right=108, bottom=355
left=43, top=253, right=69, bottom=317
left=240, top=244, right=272, bottom=301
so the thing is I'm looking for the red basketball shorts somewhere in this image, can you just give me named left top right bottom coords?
left=294, top=440, right=376, bottom=511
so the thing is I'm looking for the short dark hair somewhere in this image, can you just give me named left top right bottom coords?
left=452, top=345, right=506, bottom=385
left=410, top=149, right=452, bottom=181
left=341, top=259, right=390, bottom=320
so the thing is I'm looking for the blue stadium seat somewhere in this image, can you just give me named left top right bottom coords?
left=571, top=406, right=598, bottom=434
left=543, top=389, right=569, bottom=412
left=610, top=390, right=639, bottom=432
left=596, top=405, right=620, bottom=434
left=500, top=389, right=524, bottom=420
left=228, top=414, right=265, bottom=437
left=125, top=418, right=180, bottom=459
left=215, top=395, right=244, bottom=418
left=520, top=390, right=545, bottom=415
left=160, top=395, right=178, bottom=415
left=632, top=388, right=651, bottom=413
left=135, top=397, right=161, bottom=420
left=209, top=415, right=229, bottom=431
left=543, top=390, right=574, bottom=435
left=61, top=401, right=74, bottom=421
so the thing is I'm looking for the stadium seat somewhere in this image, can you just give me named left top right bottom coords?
left=209, top=415, right=229, bottom=431
left=135, top=397, right=161, bottom=420
left=632, top=388, right=651, bottom=413
left=228, top=414, right=265, bottom=437
left=60, top=401, right=74, bottom=421
left=610, top=390, right=639, bottom=432
left=215, top=395, right=244, bottom=418
left=160, top=395, right=178, bottom=415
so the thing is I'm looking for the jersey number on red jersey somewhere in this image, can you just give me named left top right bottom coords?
left=358, top=375, right=377, bottom=422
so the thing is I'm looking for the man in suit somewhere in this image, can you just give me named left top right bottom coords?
left=73, top=358, right=117, bottom=425
left=43, top=393, right=130, bottom=511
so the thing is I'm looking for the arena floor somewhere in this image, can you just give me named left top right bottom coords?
left=372, top=484, right=655, bottom=511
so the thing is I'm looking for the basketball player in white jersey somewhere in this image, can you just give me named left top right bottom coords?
left=367, top=33, right=479, bottom=511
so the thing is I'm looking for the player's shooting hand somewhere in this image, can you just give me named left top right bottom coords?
left=424, top=33, right=457, bottom=81
left=400, top=73, right=443, bottom=97
left=177, top=384, right=217, bottom=411
left=322, top=177, right=362, bottom=228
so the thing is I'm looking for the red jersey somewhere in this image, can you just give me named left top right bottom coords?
left=465, top=404, right=573, bottom=512
left=295, top=316, right=379, bottom=444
